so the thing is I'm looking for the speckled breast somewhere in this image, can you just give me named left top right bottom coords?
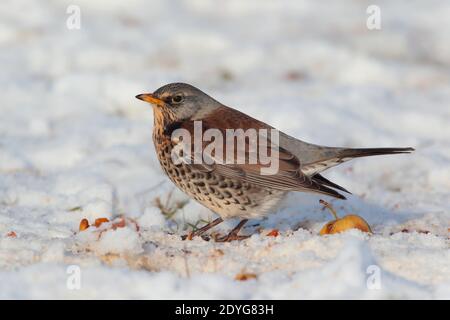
left=152, top=132, right=286, bottom=219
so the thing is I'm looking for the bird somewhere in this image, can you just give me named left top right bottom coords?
left=136, top=83, right=414, bottom=242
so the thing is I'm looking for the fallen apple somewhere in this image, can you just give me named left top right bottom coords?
left=319, top=200, right=372, bottom=235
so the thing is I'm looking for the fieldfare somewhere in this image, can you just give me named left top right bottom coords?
left=136, top=83, right=413, bottom=242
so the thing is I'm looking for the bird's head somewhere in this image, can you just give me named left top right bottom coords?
left=136, top=83, right=221, bottom=122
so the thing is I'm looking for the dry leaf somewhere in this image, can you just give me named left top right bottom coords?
left=266, top=229, right=279, bottom=237
left=210, top=249, right=224, bottom=257
left=235, top=272, right=257, bottom=281
left=79, top=218, right=89, bottom=231
left=6, top=231, right=17, bottom=238
left=111, top=218, right=126, bottom=230
left=96, top=217, right=129, bottom=240
left=94, top=217, right=110, bottom=228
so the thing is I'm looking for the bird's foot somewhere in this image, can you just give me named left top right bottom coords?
left=214, top=219, right=250, bottom=242
left=180, top=231, right=212, bottom=241
left=180, top=217, right=224, bottom=241
left=181, top=231, right=195, bottom=241
left=214, top=233, right=250, bottom=242
left=180, top=233, right=190, bottom=241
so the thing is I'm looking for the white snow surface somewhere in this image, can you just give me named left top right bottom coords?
left=0, top=0, right=449, bottom=299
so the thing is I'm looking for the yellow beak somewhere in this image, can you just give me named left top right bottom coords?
left=135, top=93, right=164, bottom=105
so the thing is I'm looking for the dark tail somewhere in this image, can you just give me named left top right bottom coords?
left=313, top=173, right=351, bottom=194
left=306, top=147, right=414, bottom=199
left=339, top=147, right=415, bottom=159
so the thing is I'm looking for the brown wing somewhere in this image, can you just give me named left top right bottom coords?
left=172, top=107, right=346, bottom=199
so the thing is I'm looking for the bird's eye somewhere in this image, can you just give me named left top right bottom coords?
left=171, top=95, right=183, bottom=104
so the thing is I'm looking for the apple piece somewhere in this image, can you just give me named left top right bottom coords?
left=235, top=272, right=257, bottom=281
left=266, top=229, right=279, bottom=237
left=320, top=214, right=372, bottom=235
left=319, top=199, right=372, bottom=235
left=94, top=217, right=109, bottom=228
left=79, top=218, right=89, bottom=231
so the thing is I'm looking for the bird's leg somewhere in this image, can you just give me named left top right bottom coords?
left=215, top=219, right=250, bottom=242
left=181, top=217, right=223, bottom=240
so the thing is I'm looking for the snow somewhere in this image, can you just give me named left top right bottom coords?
left=0, top=0, right=449, bottom=299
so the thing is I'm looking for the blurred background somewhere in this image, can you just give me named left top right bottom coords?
left=0, top=0, right=449, bottom=299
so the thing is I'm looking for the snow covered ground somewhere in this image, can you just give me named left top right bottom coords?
left=0, top=0, right=449, bottom=299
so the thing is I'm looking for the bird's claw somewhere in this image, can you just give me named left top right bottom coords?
left=181, top=232, right=211, bottom=241
left=214, top=233, right=250, bottom=242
